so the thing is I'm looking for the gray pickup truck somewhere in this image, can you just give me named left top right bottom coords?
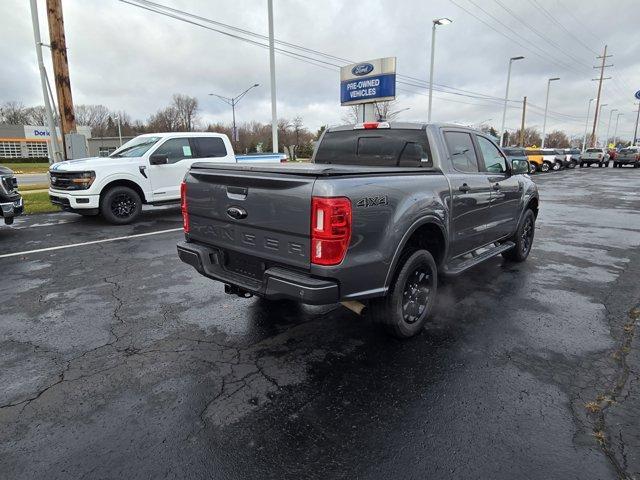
left=177, top=122, right=538, bottom=338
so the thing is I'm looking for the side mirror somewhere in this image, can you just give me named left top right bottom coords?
left=511, top=158, right=529, bottom=175
left=149, top=154, right=169, bottom=165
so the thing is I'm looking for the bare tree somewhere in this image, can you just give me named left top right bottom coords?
left=75, top=104, right=110, bottom=135
left=24, top=106, right=48, bottom=125
left=172, top=94, right=199, bottom=131
left=147, top=106, right=181, bottom=132
left=0, top=101, right=31, bottom=124
left=512, top=127, right=542, bottom=147
left=544, top=130, right=569, bottom=148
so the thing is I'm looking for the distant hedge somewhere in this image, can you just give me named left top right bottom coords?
left=3, top=157, right=50, bottom=163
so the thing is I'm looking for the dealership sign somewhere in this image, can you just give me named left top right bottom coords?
left=340, top=57, right=396, bottom=106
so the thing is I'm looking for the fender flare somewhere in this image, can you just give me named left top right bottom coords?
left=95, top=174, right=150, bottom=203
left=383, top=215, right=448, bottom=290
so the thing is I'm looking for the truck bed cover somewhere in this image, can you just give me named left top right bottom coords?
left=190, top=162, right=441, bottom=177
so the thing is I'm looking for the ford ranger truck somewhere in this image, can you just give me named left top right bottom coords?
left=177, top=122, right=539, bottom=338
left=614, top=146, right=640, bottom=168
left=48, top=132, right=286, bottom=225
left=0, top=166, right=23, bottom=225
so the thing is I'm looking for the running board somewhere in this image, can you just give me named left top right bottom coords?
left=443, top=241, right=515, bottom=276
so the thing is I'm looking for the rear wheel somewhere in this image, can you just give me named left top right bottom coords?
left=100, top=186, right=142, bottom=225
left=569, top=161, right=577, bottom=169
left=502, top=209, right=535, bottom=262
left=371, top=250, right=437, bottom=339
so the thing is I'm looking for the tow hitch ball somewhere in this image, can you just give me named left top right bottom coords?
left=224, top=284, right=253, bottom=298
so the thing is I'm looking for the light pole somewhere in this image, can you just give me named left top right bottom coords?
left=499, top=56, right=524, bottom=147
left=209, top=83, right=260, bottom=147
left=541, top=77, right=560, bottom=148
left=581, top=98, right=594, bottom=153
left=427, top=17, right=452, bottom=122
left=613, top=113, right=623, bottom=147
left=604, top=108, right=618, bottom=148
left=595, top=104, right=607, bottom=147
left=114, top=114, right=122, bottom=146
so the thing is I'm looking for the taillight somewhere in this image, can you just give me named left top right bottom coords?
left=311, top=196, right=352, bottom=265
left=180, top=180, right=189, bottom=233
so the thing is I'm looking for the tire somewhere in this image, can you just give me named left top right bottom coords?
left=604, top=162, right=610, bottom=168
left=613, top=162, right=619, bottom=168
left=569, top=161, right=577, bottom=169
left=371, top=249, right=437, bottom=339
left=580, top=162, right=585, bottom=168
left=552, top=162, right=561, bottom=171
left=529, top=162, right=537, bottom=174
left=634, top=163, right=639, bottom=168
left=502, top=209, right=535, bottom=262
left=541, top=162, right=551, bottom=173
left=100, top=186, right=142, bottom=225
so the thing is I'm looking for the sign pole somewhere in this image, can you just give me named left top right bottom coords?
left=29, top=0, right=62, bottom=164
left=267, top=0, right=278, bottom=153
left=633, top=100, right=640, bottom=146
left=519, top=96, right=526, bottom=147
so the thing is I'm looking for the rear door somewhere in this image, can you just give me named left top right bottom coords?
left=443, top=130, right=493, bottom=256
left=475, top=134, right=520, bottom=240
left=186, top=168, right=315, bottom=269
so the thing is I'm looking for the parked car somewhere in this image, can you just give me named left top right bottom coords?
left=0, top=165, right=24, bottom=225
left=614, top=146, right=640, bottom=168
left=48, top=132, right=287, bottom=225
left=502, top=147, right=533, bottom=173
left=177, top=122, right=539, bottom=338
left=562, top=148, right=581, bottom=169
left=580, top=148, right=610, bottom=168
left=525, top=148, right=546, bottom=173
left=541, top=149, right=563, bottom=171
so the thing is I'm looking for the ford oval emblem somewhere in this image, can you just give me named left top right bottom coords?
left=226, top=206, right=247, bottom=220
left=352, top=63, right=374, bottom=76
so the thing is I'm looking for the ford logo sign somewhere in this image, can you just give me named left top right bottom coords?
left=352, top=63, right=374, bottom=76
left=226, top=206, right=247, bottom=220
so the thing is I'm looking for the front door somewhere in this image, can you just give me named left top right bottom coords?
left=443, top=130, right=493, bottom=257
left=475, top=135, right=520, bottom=241
left=147, top=137, right=196, bottom=201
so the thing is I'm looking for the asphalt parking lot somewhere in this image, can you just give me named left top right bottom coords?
left=1, top=168, right=639, bottom=479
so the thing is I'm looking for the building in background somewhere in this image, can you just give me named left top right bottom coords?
left=0, top=124, right=91, bottom=160
left=87, top=136, right=134, bottom=157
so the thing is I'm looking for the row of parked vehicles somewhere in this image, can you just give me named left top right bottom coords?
left=502, top=146, right=640, bottom=173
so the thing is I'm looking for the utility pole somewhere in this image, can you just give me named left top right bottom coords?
left=519, top=96, right=527, bottom=147
left=541, top=77, right=560, bottom=149
left=590, top=45, right=613, bottom=147
left=633, top=102, right=640, bottom=146
left=499, top=56, right=524, bottom=147
left=46, top=0, right=76, bottom=157
left=267, top=0, right=278, bottom=153
left=29, top=0, right=62, bottom=164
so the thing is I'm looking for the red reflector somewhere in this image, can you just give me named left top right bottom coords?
left=180, top=180, right=189, bottom=233
left=363, top=122, right=379, bottom=129
left=311, top=197, right=352, bottom=265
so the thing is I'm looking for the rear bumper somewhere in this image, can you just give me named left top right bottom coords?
left=616, top=159, right=638, bottom=165
left=177, top=241, right=340, bottom=305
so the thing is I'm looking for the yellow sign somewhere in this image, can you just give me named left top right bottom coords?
left=608, top=143, right=615, bottom=148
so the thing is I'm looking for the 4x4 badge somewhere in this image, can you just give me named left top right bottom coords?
left=356, top=195, right=388, bottom=208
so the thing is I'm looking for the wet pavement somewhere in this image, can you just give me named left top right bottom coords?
left=1, top=168, right=639, bottom=479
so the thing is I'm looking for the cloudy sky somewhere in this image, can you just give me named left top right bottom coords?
left=2, top=0, right=639, bottom=139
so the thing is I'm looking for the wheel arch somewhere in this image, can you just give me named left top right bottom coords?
left=100, top=179, right=148, bottom=204
left=383, top=217, right=448, bottom=290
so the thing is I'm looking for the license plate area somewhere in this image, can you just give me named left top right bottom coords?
left=223, top=250, right=265, bottom=281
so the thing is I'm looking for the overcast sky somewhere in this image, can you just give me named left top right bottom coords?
left=2, top=0, right=639, bottom=139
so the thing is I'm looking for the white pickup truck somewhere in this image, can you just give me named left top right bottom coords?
left=49, top=132, right=286, bottom=224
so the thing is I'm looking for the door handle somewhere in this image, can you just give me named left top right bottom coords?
left=458, top=183, right=471, bottom=193
left=492, top=183, right=501, bottom=191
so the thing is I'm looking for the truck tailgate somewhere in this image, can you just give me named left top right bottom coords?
left=186, top=168, right=314, bottom=269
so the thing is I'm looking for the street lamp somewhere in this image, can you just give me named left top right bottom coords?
left=540, top=77, right=560, bottom=148
left=581, top=98, right=594, bottom=153
left=613, top=113, right=623, bottom=146
left=595, top=103, right=607, bottom=147
left=499, top=55, right=524, bottom=147
left=209, top=83, right=260, bottom=146
left=114, top=114, right=122, bottom=146
left=604, top=108, right=618, bottom=148
left=427, top=17, right=452, bottom=122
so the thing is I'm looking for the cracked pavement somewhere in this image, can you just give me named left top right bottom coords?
left=1, top=168, right=639, bottom=479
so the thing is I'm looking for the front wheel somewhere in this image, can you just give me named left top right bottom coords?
left=371, top=250, right=437, bottom=339
left=541, top=162, right=551, bottom=173
left=552, top=162, right=561, bottom=171
left=569, top=161, right=577, bottom=169
left=502, top=209, right=535, bottom=262
left=528, top=162, right=537, bottom=174
left=100, top=186, right=142, bottom=225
